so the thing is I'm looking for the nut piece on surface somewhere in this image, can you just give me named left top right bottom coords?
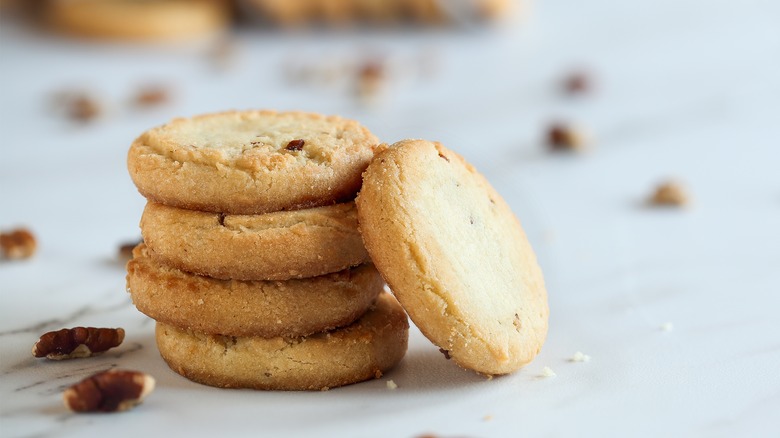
left=134, top=86, right=169, bottom=107
left=563, top=71, right=592, bottom=95
left=649, top=181, right=689, bottom=207
left=63, top=369, right=155, bottom=413
left=547, top=122, right=588, bottom=152
left=0, top=228, right=37, bottom=260
left=32, top=327, right=125, bottom=360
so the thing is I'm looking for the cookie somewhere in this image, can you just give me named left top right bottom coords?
left=126, top=244, right=383, bottom=338
left=127, top=110, right=381, bottom=215
left=45, top=0, right=231, bottom=41
left=240, top=0, right=512, bottom=25
left=356, top=139, right=548, bottom=375
left=155, top=292, right=408, bottom=391
left=141, top=201, right=370, bottom=281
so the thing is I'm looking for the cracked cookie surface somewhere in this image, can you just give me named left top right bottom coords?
left=155, top=292, right=408, bottom=390
left=141, top=201, right=370, bottom=280
left=127, top=244, right=383, bottom=338
left=128, top=110, right=381, bottom=214
left=356, top=139, right=548, bottom=375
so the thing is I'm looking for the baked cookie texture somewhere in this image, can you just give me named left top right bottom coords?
left=45, top=0, right=231, bottom=41
left=140, top=201, right=370, bottom=281
left=128, top=110, right=382, bottom=215
left=156, top=292, right=409, bottom=391
left=241, top=0, right=513, bottom=25
left=356, top=139, right=548, bottom=375
left=127, top=244, right=383, bottom=338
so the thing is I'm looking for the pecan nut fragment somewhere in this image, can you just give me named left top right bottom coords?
left=649, top=181, right=690, bottom=207
left=547, top=122, right=588, bottom=152
left=285, top=139, right=305, bottom=151
left=63, top=369, right=155, bottom=413
left=0, top=228, right=37, bottom=260
left=32, top=327, right=125, bottom=360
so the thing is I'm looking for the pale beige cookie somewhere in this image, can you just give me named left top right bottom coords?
left=156, top=292, right=408, bottom=391
left=141, top=201, right=370, bottom=281
left=126, top=244, right=383, bottom=338
left=356, top=139, right=548, bottom=376
left=240, top=0, right=513, bottom=25
left=127, top=110, right=381, bottom=214
left=45, top=0, right=231, bottom=41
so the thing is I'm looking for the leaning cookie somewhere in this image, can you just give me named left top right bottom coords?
left=45, top=0, right=231, bottom=41
left=156, top=292, right=408, bottom=391
left=128, top=110, right=381, bottom=215
left=127, top=244, right=383, bottom=338
left=356, top=139, right=548, bottom=376
left=141, top=201, right=370, bottom=281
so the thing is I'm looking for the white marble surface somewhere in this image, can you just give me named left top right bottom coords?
left=2, top=0, right=780, bottom=437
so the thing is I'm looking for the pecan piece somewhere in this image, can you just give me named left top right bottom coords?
left=63, top=369, right=155, bottom=413
left=32, top=327, right=125, bottom=360
left=649, top=181, right=689, bottom=207
left=134, top=86, right=169, bottom=107
left=0, top=228, right=37, bottom=260
left=547, top=122, right=588, bottom=152
left=285, top=139, right=305, bottom=151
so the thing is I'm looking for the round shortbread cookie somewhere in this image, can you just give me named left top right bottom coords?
left=356, top=139, right=548, bottom=375
left=155, top=292, right=409, bottom=391
left=127, top=110, right=381, bottom=215
left=126, top=244, right=383, bottom=338
left=45, top=0, right=231, bottom=41
left=141, top=201, right=370, bottom=281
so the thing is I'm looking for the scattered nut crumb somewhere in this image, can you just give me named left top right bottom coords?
left=649, top=181, right=689, bottom=207
left=660, top=322, right=674, bottom=332
left=563, top=71, right=591, bottom=95
left=438, top=348, right=451, bottom=360
left=547, top=122, right=588, bottom=152
left=386, top=380, right=398, bottom=390
left=65, top=94, right=101, bottom=122
left=0, top=228, right=37, bottom=260
left=356, top=60, right=386, bottom=102
left=32, top=327, right=125, bottom=360
left=483, top=414, right=494, bottom=422
left=570, top=351, right=591, bottom=363
left=134, top=86, right=169, bottom=107
left=540, top=366, right=557, bottom=378
left=63, top=369, right=154, bottom=413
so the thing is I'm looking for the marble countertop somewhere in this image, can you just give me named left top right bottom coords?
left=2, top=0, right=779, bottom=437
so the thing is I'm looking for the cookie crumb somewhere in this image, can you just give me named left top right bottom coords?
left=386, top=380, right=397, bottom=390
left=483, top=414, right=494, bottom=422
left=540, top=366, right=556, bottom=378
left=570, top=351, right=591, bottom=363
left=660, top=322, right=674, bottom=332
left=547, top=122, right=588, bottom=152
left=649, top=181, right=689, bottom=207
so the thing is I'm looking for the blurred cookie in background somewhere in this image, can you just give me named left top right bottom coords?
left=239, top=0, right=516, bottom=26
left=44, top=0, right=232, bottom=41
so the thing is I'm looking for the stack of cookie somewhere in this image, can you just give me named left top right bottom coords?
left=125, top=110, right=408, bottom=390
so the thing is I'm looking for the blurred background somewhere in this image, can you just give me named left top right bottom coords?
left=1, top=0, right=779, bottom=437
